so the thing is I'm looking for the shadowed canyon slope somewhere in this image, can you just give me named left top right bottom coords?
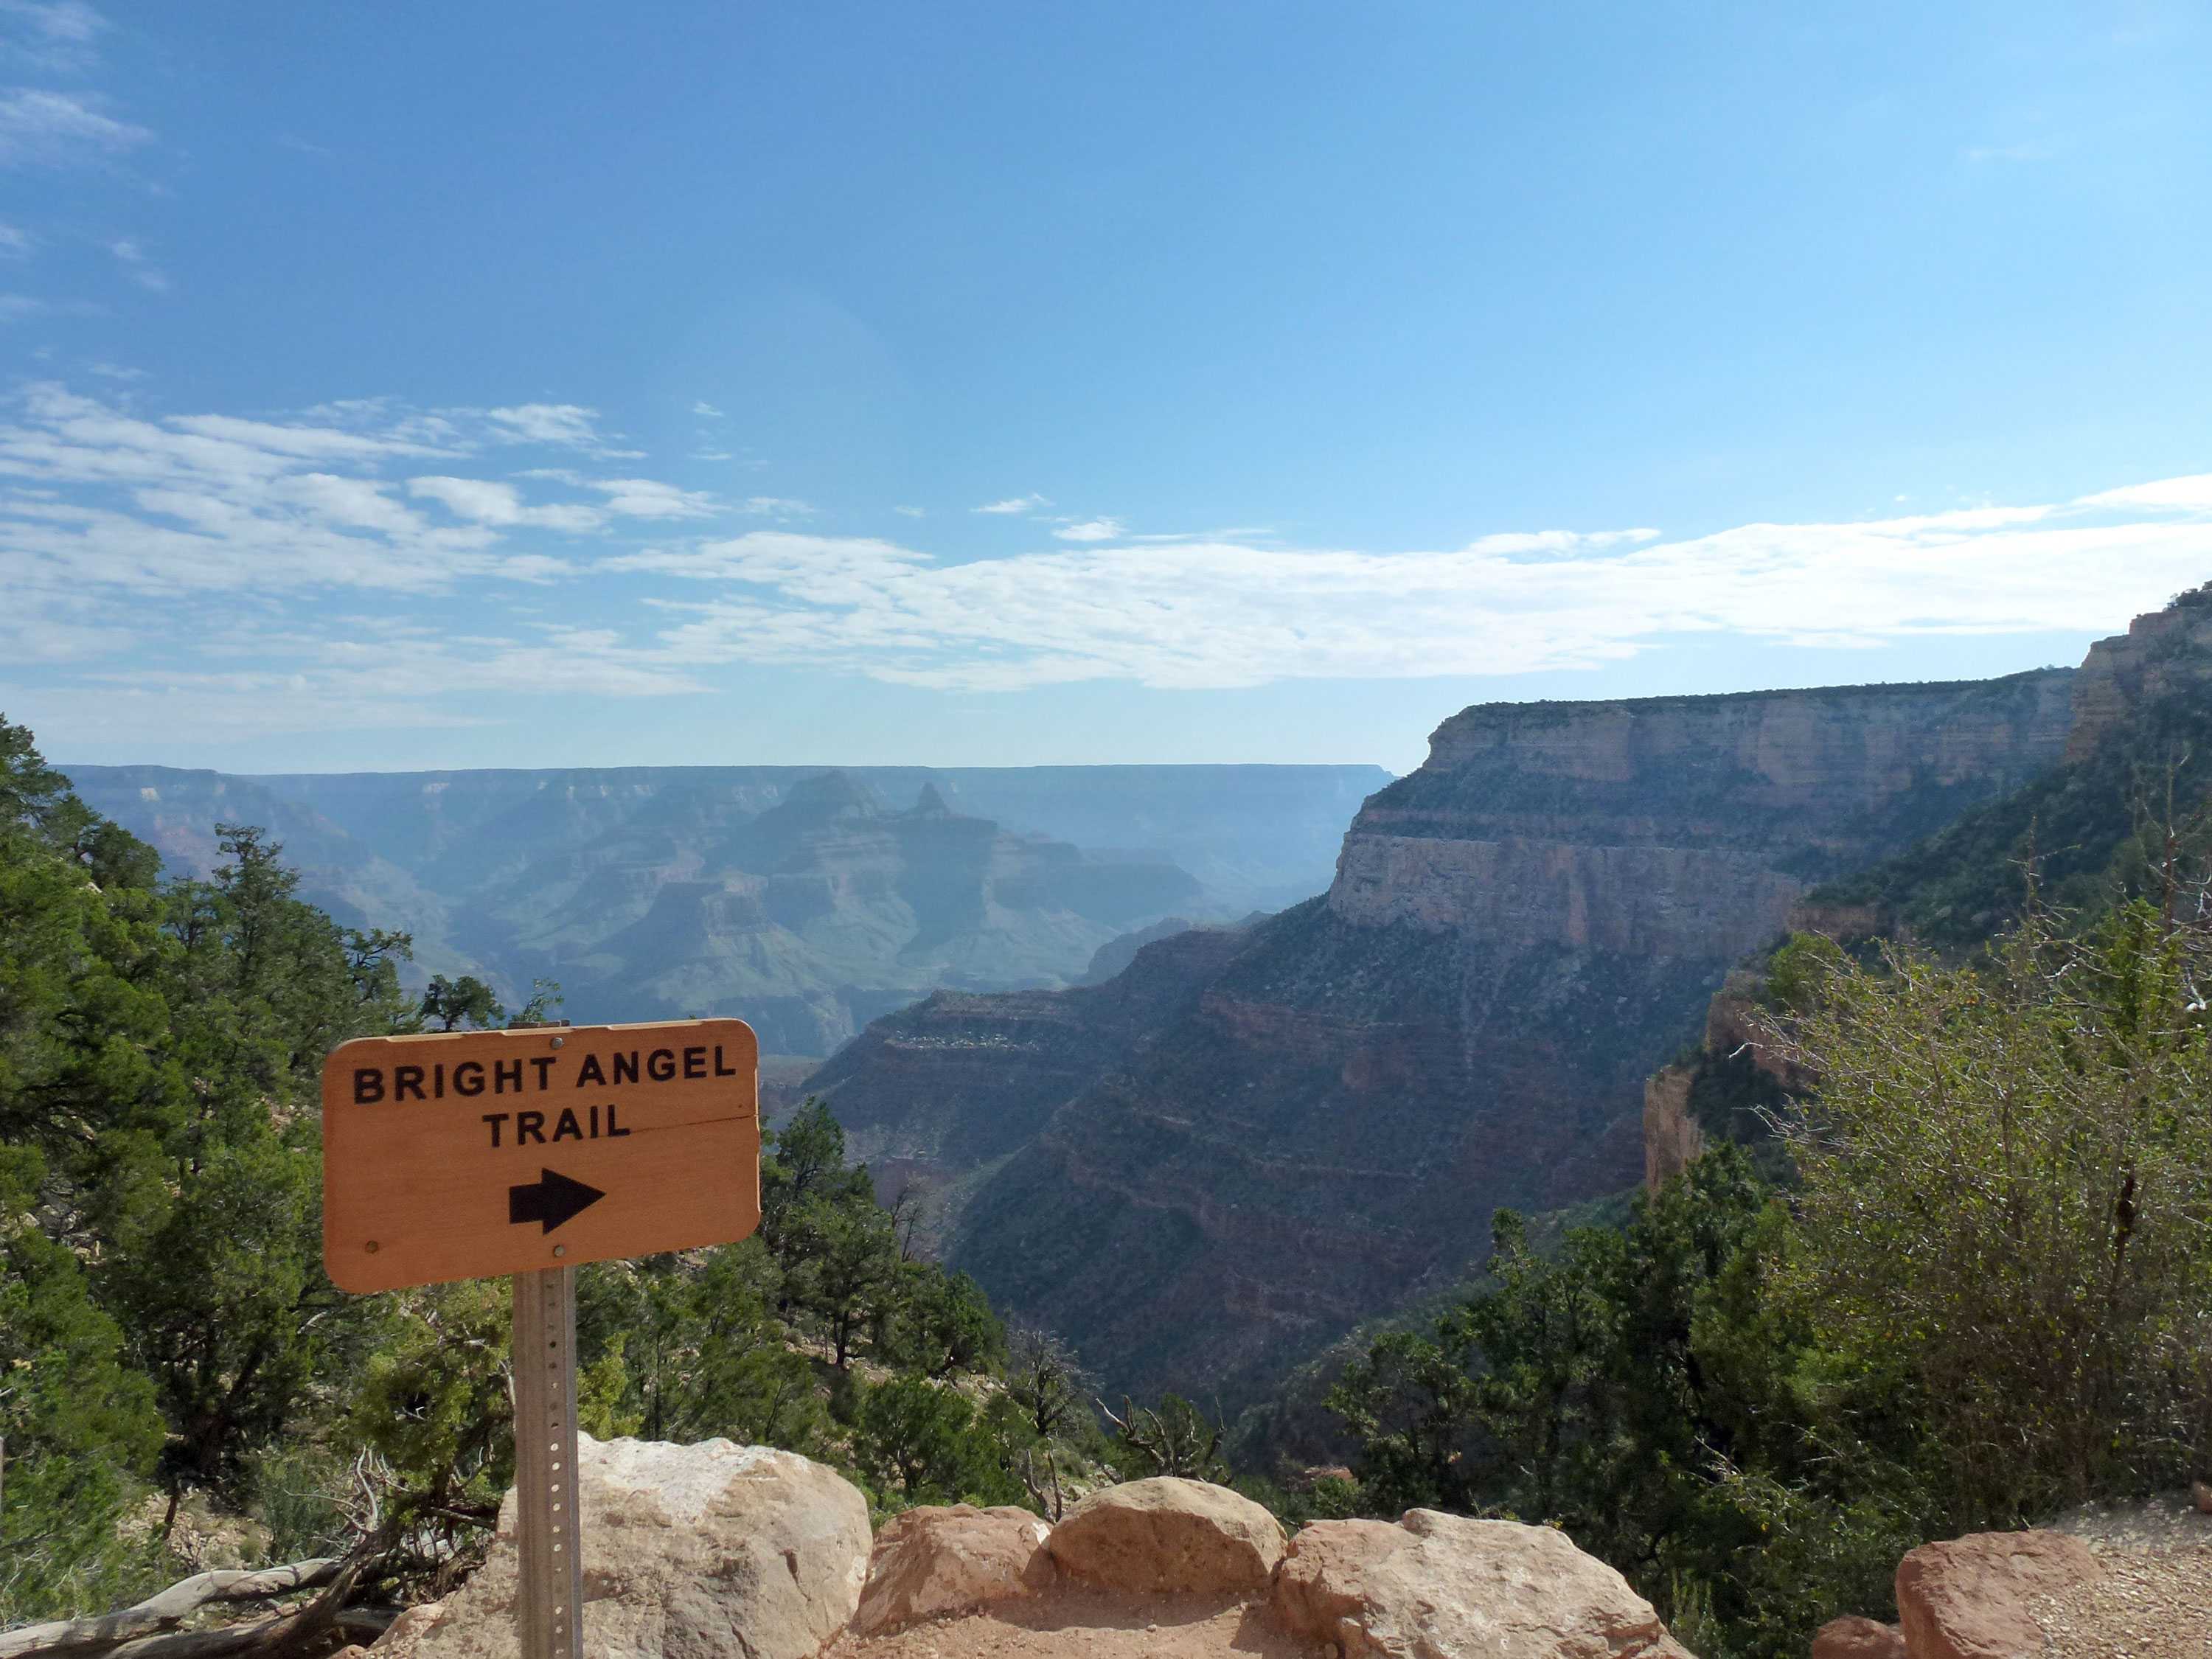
left=815, top=670, right=2078, bottom=1401
left=63, top=762, right=1387, bottom=1056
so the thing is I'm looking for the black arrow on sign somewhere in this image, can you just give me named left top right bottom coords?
left=507, top=1168, right=606, bottom=1234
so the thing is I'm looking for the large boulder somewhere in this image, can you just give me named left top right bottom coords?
left=372, top=1435, right=871, bottom=1659
left=1893, top=1529, right=2096, bottom=1659
left=1811, top=1615, right=1907, bottom=1659
left=1046, top=1478, right=1286, bottom=1594
left=852, top=1503, right=1056, bottom=1635
left=1270, top=1510, right=1694, bottom=1658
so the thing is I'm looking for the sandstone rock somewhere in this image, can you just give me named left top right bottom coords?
left=1046, top=1478, right=1285, bottom=1594
left=2066, top=597, right=2212, bottom=762
left=1642, top=1064, right=1704, bottom=1194
left=1893, top=1528, right=2098, bottom=1659
left=1811, top=1614, right=1906, bottom=1658
left=1270, top=1509, right=1691, bottom=1658
left=853, top=1503, right=1055, bottom=1635
left=372, top=1435, right=870, bottom=1659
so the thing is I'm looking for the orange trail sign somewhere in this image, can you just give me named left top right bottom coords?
left=322, top=1018, right=761, bottom=1294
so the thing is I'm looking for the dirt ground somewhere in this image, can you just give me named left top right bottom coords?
left=2033, top=1495, right=2212, bottom=1658
left=820, top=1587, right=1329, bottom=1659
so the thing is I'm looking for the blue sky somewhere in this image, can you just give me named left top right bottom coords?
left=4, top=1, right=2211, bottom=775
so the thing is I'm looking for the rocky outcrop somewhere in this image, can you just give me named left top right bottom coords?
left=1893, top=1530, right=2098, bottom=1659
left=1046, top=1478, right=1287, bottom=1595
left=1810, top=1615, right=1905, bottom=1658
left=2066, top=588, right=2212, bottom=762
left=370, top=1436, right=870, bottom=1659
left=1270, top=1509, right=1693, bottom=1658
left=1335, top=675, right=2075, bottom=945
left=813, top=925, right=1255, bottom=1180
left=868, top=674, right=2076, bottom=1404
left=1643, top=1065, right=1703, bottom=1194
left=853, top=1504, right=1056, bottom=1635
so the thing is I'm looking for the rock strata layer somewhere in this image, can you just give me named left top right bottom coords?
left=822, top=672, right=2074, bottom=1402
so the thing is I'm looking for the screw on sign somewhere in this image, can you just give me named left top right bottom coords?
left=322, top=1018, right=762, bottom=1658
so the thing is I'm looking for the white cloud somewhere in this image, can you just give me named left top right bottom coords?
left=18, top=380, right=2212, bottom=740
left=0, top=1, right=105, bottom=72
left=0, top=220, right=29, bottom=255
left=692, top=400, right=725, bottom=418
left=1053, top=517, right=1124, bottom=543
left=893, top=504, right=926, bottom=518
left=973, top=493, right=1051, bottom=515
left=408, top=474, right=604, bottom=531
left=585, top=477, right=717, bottom=519
left=2076, top=474, right=2212, bottom=513
left=0, top=86, right=147, bottom=166
left=481, top=403, right=641, bottom=457
left=613, top=487, right=2212, bottom=693
left=107, top=236, right=167, bottom=291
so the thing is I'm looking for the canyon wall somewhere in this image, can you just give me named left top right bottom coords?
left=820, top=670, right=2077, bottom=1403
left=2065, top=590, right=2212, bottom=762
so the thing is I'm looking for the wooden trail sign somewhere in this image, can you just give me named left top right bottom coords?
left=321, top=1017, right=762, bottom=1659
left=322, top=1018, right=760, bottom=1293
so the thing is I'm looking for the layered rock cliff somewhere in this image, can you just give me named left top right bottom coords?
left=818, top=670, right=2076, bottom=1402
left=1646, top=586, right=2212, bottom=1183
left=2065, top=585, right=2212, bottom=763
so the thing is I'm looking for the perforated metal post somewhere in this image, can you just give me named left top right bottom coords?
left=512, top=1267, right=584, bottom=1658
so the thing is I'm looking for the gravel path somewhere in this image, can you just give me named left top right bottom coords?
left=2030, top=1495, right=2212, bottom=1658
left=821, top=1587, right=1327, bottom=1659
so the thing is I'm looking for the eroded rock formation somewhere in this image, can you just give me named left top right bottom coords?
left=821, top=672, right=2075, bottom=1403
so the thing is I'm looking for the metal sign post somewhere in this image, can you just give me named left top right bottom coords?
left=512, top=1266, right=584, bottom=1659
left=319, top=1016, right=762, bottom=1659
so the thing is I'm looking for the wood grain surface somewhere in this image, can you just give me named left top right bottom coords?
left=322, top=1018, right=759, bottom=1293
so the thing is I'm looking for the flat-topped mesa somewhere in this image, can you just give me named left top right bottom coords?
left=2066, top=586, right=2212, bottom=763
left=1328, top=672, right=2076, bottom=956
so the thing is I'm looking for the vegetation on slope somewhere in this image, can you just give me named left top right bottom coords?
left=0, top=717, right=1118, bottom=1644
left=1315, top=608, right=2212, bottom=1657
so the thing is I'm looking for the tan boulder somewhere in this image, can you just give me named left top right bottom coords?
left=853, top=1503, right=1056, bottom=1635
left=1269, top=1509, right=1692, bottom=1658
left=1811, top=1614, right=1906, bottom=1658
left=372, top=1435, right=870, bottom=1659
left=1893, top=1529, right=2097, bottom=1659
left=1046, top=1477, right=1286, bottom=1594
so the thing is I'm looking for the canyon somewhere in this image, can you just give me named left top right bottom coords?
left=63, top=762, right=1386, bottom=1057
left=816, top=669, right=2079, bottom=1402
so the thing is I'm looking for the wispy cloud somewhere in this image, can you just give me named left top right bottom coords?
left=0, top=86, right=147, bottom=166
left=893, top=505, right=926, bottom=518
left=1052, top=517, right=1124, bottom=543
left=692, top=400, right=725, bottom=419
left=0, top=220, right=30, bottom=255
left=481, top=403, right=643, bottom=459
left=107, top=236, right=166, bottom=291
left=0, top=0, right=105, bottom=72
left=13, top=379, right=2212, bottom=742
left=407, top=476, right=605, bottom=532
left=973, top=493, right=1050, bottom=515
left=611, top=488, right=2212, bottom=692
